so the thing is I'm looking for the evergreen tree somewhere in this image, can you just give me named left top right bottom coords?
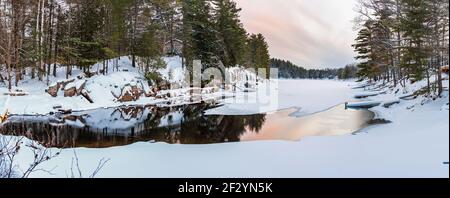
left=1, top=0, right=274, bottom=87
left=71, top=0, right=106, bottom=71
left=247, top=34, right=270, bottom=78
left=400, top=0, right=432, bottom=81
left=352, top=21, right=381, bottom=81
left=212, top=0, right=248, bottom=67
left=182, top=0, right=220, bottom=71
left=109, top=0, right=132, bottom=56
left=135, top=25, right=162, bottom=72
left=152, top=0, right=182, bottom=56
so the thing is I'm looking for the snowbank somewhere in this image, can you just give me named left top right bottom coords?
left=206, top=79, right=357, bottom=116
left=0, top=55, right=272, bottom=116
left=346, top=101, right=382, bottom=109
left=18, top=76, right=450, bottom=177
left=3, top=58, right=448, bottom=178
left=354, top=91, right=386, bottom=99
left=12, top=78, right=448, bottom=178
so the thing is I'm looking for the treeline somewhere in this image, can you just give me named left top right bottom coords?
left=270, top=58, right=358, bottom=80
left=353, top=0, right=449, bottom=96
left=0, top=0, right=271, bottom=90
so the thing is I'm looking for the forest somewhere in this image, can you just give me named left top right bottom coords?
left=270, top=58, right=358, bottom=80
left=353, top=0, right=449, bottom=96
left=0, top=0, right=271, bottom=90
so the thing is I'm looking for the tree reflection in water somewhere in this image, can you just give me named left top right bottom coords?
left=0, top=104, right=267, bottom=148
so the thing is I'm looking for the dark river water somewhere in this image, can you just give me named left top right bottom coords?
left=0, top=104, right=376, bottom=148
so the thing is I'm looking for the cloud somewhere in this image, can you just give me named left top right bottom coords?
left=234, top=0, right=358, bottom=69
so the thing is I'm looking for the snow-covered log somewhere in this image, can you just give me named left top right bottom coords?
left=345, top=101, right=382, bottom=109
left=382, top=99, right=401, bottom=108
left=354, top=91, right=386, bottom=99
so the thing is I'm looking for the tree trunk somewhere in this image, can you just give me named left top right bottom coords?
left=52, top=5, right=60, bottom=77
left=131, top=0, right=138, bottom=68
left=437, top=9, right=446, bottom=96
left=395, top=0, right=404, bottom=87
left=38, top=0, right=45, bottom=81
left=33, top=0, right=42, bottom=80
left=47, top=0, right=54, bottom=78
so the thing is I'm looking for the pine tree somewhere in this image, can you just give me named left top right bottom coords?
left=400, top=0, right=432, bottom=82
left=353, top=21, right=380, bottom=81
left=152, top=0, right=182, bottom=56
left=212, top=0, right=248, bottom=67
left=181, top=0, right=219, bottom=71
left=247, top=34, right=270, bottom=78
left=135, top=25, right=162, bottom=73
left=1, top=0, right=274, bottom=88
left=108, top=0, right=133, bottom=57
left=373, top=0, right=397, bottom=84
left=71, top=0, right=106, bottom=72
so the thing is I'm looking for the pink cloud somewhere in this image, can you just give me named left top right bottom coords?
left=234, top=0, right=358, bottom=68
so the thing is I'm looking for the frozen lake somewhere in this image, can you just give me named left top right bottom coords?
left=1, top=103, right=375, bottom=148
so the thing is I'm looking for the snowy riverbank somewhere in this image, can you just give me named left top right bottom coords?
left=5, top=77, right=447, bottom=178
left=0, top=56, right=260, bottom=116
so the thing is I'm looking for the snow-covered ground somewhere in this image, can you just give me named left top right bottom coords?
left=0, top=56, right=160, bottom=115
left=205, top=79, right=356, bottom=116
left=6, top=75, right=448, bottom=178
left=0, top=56, right=267, bottom=115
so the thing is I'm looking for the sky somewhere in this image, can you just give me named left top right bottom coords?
left=234, top=0, right=358, bottom=69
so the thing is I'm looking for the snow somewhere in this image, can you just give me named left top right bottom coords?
left=0, top=96, right=9, bottom=116
left=346, top=101, right=382, bottom=108
left=2, top=56, right=448, bottom=178
left=354, top=91, right=385, bottom=99
left=65, top=79, right=86, bottom=90
left=159, top=56, right=185, bottom=83
left=0, top=55, right=268, bottom=116
left=206, top=79, right=357, bottom=116
left=381, top=99, right=401, bottom=108
left=0, top=57, right=150, bottom=115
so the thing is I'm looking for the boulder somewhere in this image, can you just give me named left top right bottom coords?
left=119, top=91, right=135, bottom=102
left=60, top=79, right=75, bottom=90
left=64, top=87, right=77, bottom=97
left=116, top=84, right=144, bottom=102
left=75, top=80, right=86, bottom=95
left=64, top=80, right=86, bottom=97
left=46, top=79, right=76, bottom=97
left=47, top=84, right=59, bottom=97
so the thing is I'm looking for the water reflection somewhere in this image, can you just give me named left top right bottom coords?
left=0, top=104, right=375, bottom=148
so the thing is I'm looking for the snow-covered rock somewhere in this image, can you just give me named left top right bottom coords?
left=64, top=80, right=86, bottom=97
